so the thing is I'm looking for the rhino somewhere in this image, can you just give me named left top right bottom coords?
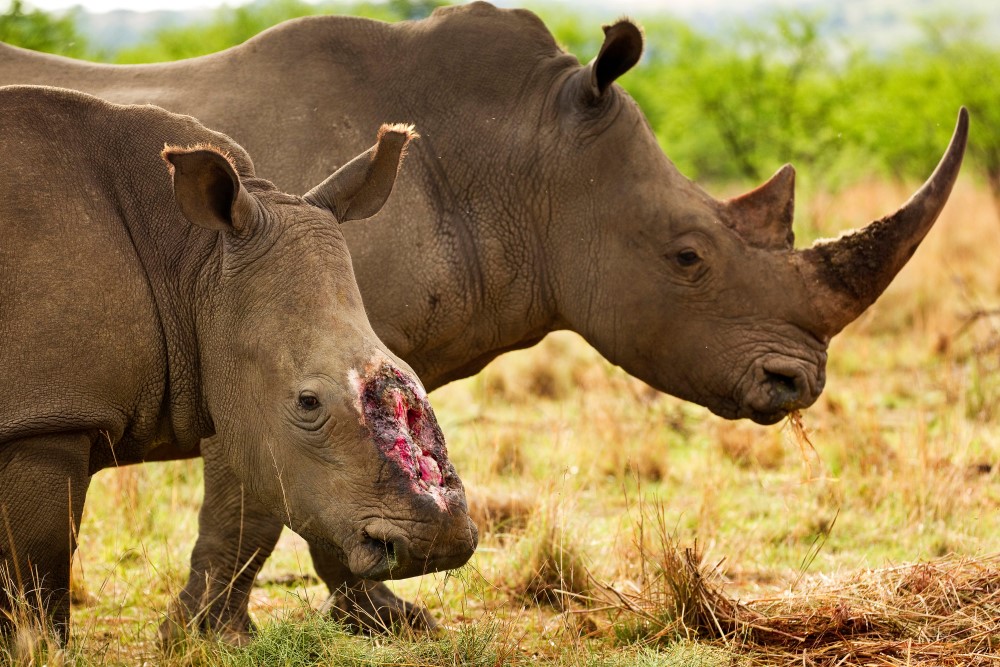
left=0, top=85, right=476, bottom=637
left=0, top=2, right=968, bottom=640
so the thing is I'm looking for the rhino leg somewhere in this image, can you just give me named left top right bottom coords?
left=0, top=433, right=91, bottom=642
left=160, top=439, right=283, bottom=647
left=165, top=439, right=435, bottom=644
left=310, top=545, right=438, bottom=634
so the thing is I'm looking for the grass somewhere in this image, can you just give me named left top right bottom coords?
left=8, top=176, right=1000, bottom=665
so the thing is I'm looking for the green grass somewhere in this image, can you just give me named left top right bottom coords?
left=11, top=177, right=1000, bottom=664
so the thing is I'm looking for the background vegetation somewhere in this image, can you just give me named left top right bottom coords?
left=3, top=0, right=1000, bottom=665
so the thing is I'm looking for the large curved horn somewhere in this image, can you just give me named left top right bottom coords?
left=796, top=107, right=969, bottom=336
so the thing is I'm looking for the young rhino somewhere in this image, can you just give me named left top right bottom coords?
left=0, top=85, right=476, bottom=637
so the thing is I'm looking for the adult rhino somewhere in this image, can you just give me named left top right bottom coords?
left=0, top=85, right=476, bottom=638
left=0, top=2, right=968, bottom=640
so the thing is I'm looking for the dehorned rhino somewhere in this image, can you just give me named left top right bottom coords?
left=0, top=85, right=476, bottom=638
left=0, top=2, right=968, bottom=639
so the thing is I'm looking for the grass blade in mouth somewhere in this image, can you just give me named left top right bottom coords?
left=786, top=409, right=821, bottom=479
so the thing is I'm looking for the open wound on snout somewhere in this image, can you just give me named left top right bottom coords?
left=352, top=360, right=449, bottom=506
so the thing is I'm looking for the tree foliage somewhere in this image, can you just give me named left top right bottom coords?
left=113, top=0, right=448, bottom=63
left=899, top=17, right=1000, bottom=204
left=0, top=0, right=86, bottom=57
left=113, top=0, right=323, bottom=63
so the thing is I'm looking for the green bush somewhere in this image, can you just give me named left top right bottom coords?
left=0, top=0, right=87, bottom=57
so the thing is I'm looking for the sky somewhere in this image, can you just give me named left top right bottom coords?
left=28, top=0, right=226, bottom=9
left=24, top=0, right=782, bottom=14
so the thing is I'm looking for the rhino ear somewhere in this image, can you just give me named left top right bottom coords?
left=162, top=146, right=257, bottom=233
left=722, top=164, right=796, bottom=250
left=304, top=123, right=418, bottom=222
left=585, top=20, right=643, bottom=98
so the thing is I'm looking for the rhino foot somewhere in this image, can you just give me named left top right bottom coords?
left=158, top=598, right=256, bottom=648
left=319, top=581, right=438, bottom=635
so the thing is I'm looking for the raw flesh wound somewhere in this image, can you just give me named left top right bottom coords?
left=353, top=361, right=449, bottom=505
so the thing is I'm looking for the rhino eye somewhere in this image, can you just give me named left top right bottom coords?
left=676, top=249, right=701, bottom=267
left=298, top=393, right=321, bottom=410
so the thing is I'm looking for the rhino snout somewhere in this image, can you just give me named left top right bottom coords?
left=348, top=517, right=478, bottom=580
left=743, top=356, right=826, bottom=425
left=347, top=522, right=414, bottom=580
left=345, top=358, right=477, bottom=579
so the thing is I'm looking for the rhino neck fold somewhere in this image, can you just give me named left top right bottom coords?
left=111, top=153, right=218, bottom=456
left=124, top=228, right=215, bottom=455
left=347, top=136, right=559, bottom=392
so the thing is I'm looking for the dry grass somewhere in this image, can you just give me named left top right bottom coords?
left=501, top=500, right=592, bottom=612
left=467, top=488, right=537, bottom=535
left=487, top=429, right=527, bottom=477
left=596, top=501, right=742, bottom=646
left=0, top=606, right=65, bottom=666
left=715, top=421, right=785, bottom=470
left=745, top=555, right=1000, bottom=665
left=595, top=495, right=1000, bottom=665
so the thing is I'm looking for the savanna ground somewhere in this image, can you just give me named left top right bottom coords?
left=6, top=176, right=1000, bottom=666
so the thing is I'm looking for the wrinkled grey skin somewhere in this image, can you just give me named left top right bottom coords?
left=0, top=86, right=475, bottom=638
left=0, top=2, right=968, bottom=640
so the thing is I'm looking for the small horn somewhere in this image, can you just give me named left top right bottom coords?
left=723, top=163, right=796, bottom=250
left=797, top=107, right=969, bottom=336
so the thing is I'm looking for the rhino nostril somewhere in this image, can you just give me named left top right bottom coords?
left=764, top=369, right=801, bottom=400
left=363, top=534, right=396, bottom=573
left=361, top=528, right=412, bottom=574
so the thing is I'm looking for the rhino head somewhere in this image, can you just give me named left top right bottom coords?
left=543, top=21, right=968, bottom=425
left=164, top=125, right=476, bottom=579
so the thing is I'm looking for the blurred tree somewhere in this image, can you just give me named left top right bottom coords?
left=917, top=17, right=1000, bottom=212
left=528, top=5, right=603, bottom=60
left=0, top=0, right=87, bottom=57
left=114, top=0, right=451, bottom=63
left=841, top=15, right=998, bottom=209
left=667, top=11, right=846, bottom=183
left=114, top=0, right=323, bottom=63
left=386, top=0, right=448, bottom=20
left=545, top=10, right=857, bottom=185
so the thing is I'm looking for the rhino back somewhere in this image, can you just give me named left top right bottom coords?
left=0, top=17, right=380, bottom=186
left=0, top=5, right=583, bottom=388
left=0, top=87, right=225, bottom=464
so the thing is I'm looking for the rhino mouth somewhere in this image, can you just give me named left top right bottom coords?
left=346, top=516, right=478, bottom=580
left=354, top=360, right=458, bottom=510
left=746, top=407, right=793, bottom=426
left=730, top=354, right=826, bottom=425
left=709, top=400, right=789, bottom=425
left=347, top=525, right=408, bottom=579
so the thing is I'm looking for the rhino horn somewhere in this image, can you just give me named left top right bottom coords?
left=723, top=163, right=796, bottom=250
left=304, top=123, right=418, bottom=222
left=797, top=107, right=969, bottom=337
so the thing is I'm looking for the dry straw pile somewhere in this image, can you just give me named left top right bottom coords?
left=598, top=534, right=1000, bottom=666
